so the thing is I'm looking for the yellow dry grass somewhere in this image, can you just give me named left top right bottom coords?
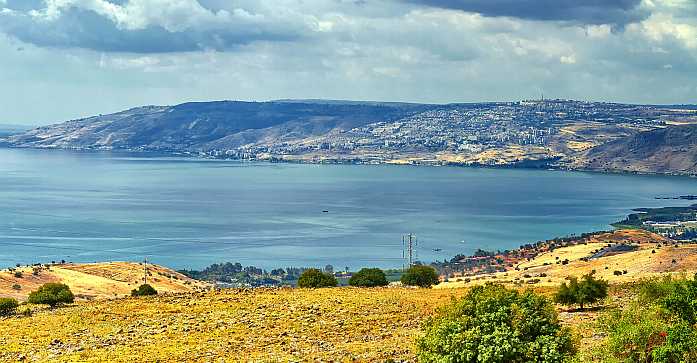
left=0, top=262, right=210, bottom=301
left=435, top=145, right=554, bottom=165
left=0, top=287, right=467, bottom=362
left=565, top=140, right=597, bottom=152
left=438, top=230, right=697, bottom=289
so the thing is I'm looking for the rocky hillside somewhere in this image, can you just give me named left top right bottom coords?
left=2, top=101, right=431, bottom=151
left=573, top=124, right=697, bottom=174
left=3, top=99, right=697, bottom=175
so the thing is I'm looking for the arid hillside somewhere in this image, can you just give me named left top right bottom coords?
left=571, top=124, right=697, bottom=174
left=0, top=262, right=210, bottom=301
left=438, top=230, right=697, bottom=289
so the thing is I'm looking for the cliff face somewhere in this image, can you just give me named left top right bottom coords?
left=572, top=124, right=697, bottom=174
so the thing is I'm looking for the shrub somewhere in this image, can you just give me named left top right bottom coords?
left=636, top=274, right=697, bottom=324
left=400, top=265, right=439, bottom=288
left=297, top=268, right=337, bottom=288
left=131, top=284, right=158, bottom=297
left=418, top=284, right=575, bottom=362
left=18, top=306, right=32, bottom=317
left=597, top=275, right=697, bottom=362
left=661, top=278, right=697, bottom=325
left=0, top=298, right=19, bottom=317
left=600, top=302, right=697, bottom=363
left=13, top=271, right=22, bottom=278
left=27, top=283, right=74, bottom=308
left=348, top=268, right=388, bottom=287
left=554, top=273, right=608, bottom=310
left=11, top=284, right=21, bottom=291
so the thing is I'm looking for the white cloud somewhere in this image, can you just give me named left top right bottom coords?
left=0, top=0, right=696, bottom=125
left=560, top=55, right=577, bottom=64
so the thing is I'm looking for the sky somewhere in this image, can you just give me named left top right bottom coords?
left=0, top=0, right=696, bottom=125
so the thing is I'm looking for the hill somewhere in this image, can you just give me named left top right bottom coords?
left=2, top=101, right=431, bottom=152
left=3, top=231, right=697, bottom=361
left=438, top=230, right=697, bottom=289
left=571, top=124, right=697, bottom=174
left=3, top=99, right=697, bottom=175
left=0, top=262, right=210, bottom=301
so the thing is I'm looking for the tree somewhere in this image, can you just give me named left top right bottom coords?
left=27, top=283, right=74, bottom=308
left=401, top=265, right=439, bottom=288
left=555, top=273, right=608, bottom=310
left=297, top=268, right=337, bottom=288
left=418, top=284, right=576, bottom=362
left=349, top=268, right=388, bottom=287
left=131, top=284, right=158, bottom=297
left=0, top=298, right=19, bottom=317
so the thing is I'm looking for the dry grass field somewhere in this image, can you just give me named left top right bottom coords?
left=0, top=287, right=468, bottom=362
left=438, top=230, right=697, bottom=289
left=3, top=230, right=697, bottom=362
left=0, top=262, right=210, bottom=301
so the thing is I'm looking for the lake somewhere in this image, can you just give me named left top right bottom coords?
left=0, top=148, right=695, bottom=270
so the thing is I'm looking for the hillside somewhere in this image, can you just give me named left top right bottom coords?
left=0, top=262, right=210, bottom=301
left=438, top=230, right=697, bottom=289
left=571, top=124, right=697, bottom=174
left=3, top=231, right=697, bottom=361
left=3, top=99, right=697, bottom=175
left=2, top=101, right=430, bottom=152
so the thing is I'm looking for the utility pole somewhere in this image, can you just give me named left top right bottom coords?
left=403, top=234, right=416, bottom=269
left=143, top=258, right=148, bottom=285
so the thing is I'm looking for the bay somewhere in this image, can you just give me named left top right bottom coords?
left=0, top=148, right=694, bottom=270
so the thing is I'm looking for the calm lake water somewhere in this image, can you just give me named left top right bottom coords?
left=0, top=148, right=695, bottom=270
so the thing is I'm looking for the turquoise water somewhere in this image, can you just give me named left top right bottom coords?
left=0, top=148, right=695, bottom=270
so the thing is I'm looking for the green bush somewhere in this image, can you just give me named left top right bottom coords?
left=554, top=273, right=608, bottom=310
left=400, top=265, right=439, bottom=288
left=349, top=268, right=388, bottom=287
left=637, top=275, right=679, bottom=303
left=600, top=302, right=697, bottom=363
left=297, top=268, right=337, bottom=288
left=417, top=284, right=576, bottom=362
left=597, top=275, right=697, bottom=362
left=131, top=284, right=158, bottom=297
left=27, top=283, right=74, bottom=308
left=0, top=298, right=19, bottom=317
left=661, top=278, right=697, bottom=325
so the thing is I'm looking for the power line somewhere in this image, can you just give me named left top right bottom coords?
left=402, top=233, right=416, bottom=270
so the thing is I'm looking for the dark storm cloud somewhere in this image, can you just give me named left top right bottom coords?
left=0, top=1, right=302, bottom=53
left=403, top=0, right=649, bottom=27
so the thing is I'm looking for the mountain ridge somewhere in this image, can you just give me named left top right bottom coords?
left=2, top=99, right=697, bottom=175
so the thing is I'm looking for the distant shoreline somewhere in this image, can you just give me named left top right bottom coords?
left=2, top=145, right=695, bottom=178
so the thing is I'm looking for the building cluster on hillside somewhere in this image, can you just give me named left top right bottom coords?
left=202, top=100, right=682, bottom=162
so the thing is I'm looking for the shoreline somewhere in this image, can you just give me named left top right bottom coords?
left=2, top=145, right=696, bottom=178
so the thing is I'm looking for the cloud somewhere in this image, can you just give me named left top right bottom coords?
left=0, top=0, right=311, bottom=53
left=0, top=0, right=697, bottom=127
left=402, top=0, right=649, bottom=28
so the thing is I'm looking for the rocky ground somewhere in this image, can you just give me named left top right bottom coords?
left=0, top=287, right=467, bottom=362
